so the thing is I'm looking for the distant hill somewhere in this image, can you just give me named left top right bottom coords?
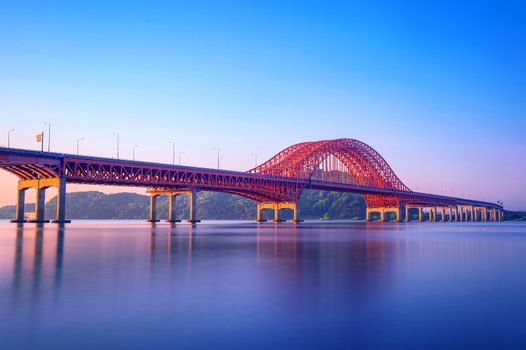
left=504, top=211, right=526, bottom=221
left=0, top=190, right=366, bottom=221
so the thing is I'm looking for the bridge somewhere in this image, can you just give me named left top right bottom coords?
left=0, top=138, right=503, bottom=223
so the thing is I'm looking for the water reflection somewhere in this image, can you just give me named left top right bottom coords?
left=251, top=223, right=405, bottom=311
left=2, top=221, right=526, bottom=349
left=8, top=224, right=66, bottom=327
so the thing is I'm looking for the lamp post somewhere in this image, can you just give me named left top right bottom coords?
left=178, top=151, right=185, bottom=165
left=213, top=147, right=220, bottom=169
left=76, top=138, right=84, bottom=155
left=113, top=132, right=120, bottom=159
left=39, top=131, right=44, bottom=152
left=7, top=129, right=14, bottom=148
left=133, top=144, right=139, bottom=161
left=251, top=153, right=258, bottom=168
left=44, top=122, right=51, bottom=152
left=169, top=141, right=175, bottom=165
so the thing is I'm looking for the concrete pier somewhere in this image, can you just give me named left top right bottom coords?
left=257, top=202, right=301, bottom=223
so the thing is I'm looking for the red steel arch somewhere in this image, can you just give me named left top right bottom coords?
left=249, top=138, right=410, bottom=206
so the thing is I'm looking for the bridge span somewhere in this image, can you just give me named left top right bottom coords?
left=0, top=138, right=503, bottom=223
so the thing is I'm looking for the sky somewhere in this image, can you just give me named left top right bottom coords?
left=0, top=1, right=525, bottom=210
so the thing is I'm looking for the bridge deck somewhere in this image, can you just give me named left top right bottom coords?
left=0, top=146, right=502, bottom=210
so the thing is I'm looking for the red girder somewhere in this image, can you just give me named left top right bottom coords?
left=61, top=158, right=302, bottom=202
left=250, top=138, right=410, bottom=206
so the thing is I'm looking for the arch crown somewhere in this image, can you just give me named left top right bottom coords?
left=250, top=138, right=410, bottom=192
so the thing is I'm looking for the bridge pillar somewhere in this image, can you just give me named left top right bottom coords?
left=256, top=202, right=299, bottom=223
left=427, top=208, right=434, bottom=222
left=166, top=194, right=181, bottom=223
left=31, top=187, right=48, bottom=223
left=187, top=188, right=200, bottom=223
left=497, top=210, right=502, bottom=221
left=274, top=203, right=281, bottom=222
left=11, top=188, right=27, bottom=223
left=367, top=207, right=403, bottom=222
left=404, top=206, right=422, bottom=222
left=148, top=194, right=160, bottom=222
left=11, top=177, right=68, bottom=224
left=293, top=203, right=301, bottom=223
left=440, top=207, right=446, bottom=222
left=276, top=202, right=299, bottom=222
left=457, top=206, right=463, bottom=221
left=397, top=207, right=404, bottom=222
left=147, top=188, right=199, bottom=223
left=481, top=208, right=487, bottom=222
left=257, top=202, right=276, bottom=222
left=256, top=203, right=265, bottom=222
left=52, top=178, right=70, bottom=223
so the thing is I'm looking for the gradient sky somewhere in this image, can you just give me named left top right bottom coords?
left=0, top=1, right=525, bottom=209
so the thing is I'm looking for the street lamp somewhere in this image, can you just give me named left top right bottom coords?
left=7, top=129, right=14, bottom=148
left=178, top=151, right=185, bottom=165
left=113, top=132, right=120, bottom=159
left=251, top=153, right=258, bottom=168
left=213, top=147, right=220, bottom=169
left=169, top=141, right=175, bottom=165
left=133, top=144, right=139, bottom=161
left=76, top=138, right=84, bottom=155
left=44, top=122, right=51, bottom=152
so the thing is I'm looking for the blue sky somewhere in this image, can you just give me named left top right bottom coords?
left=0, top=1, right=525, bottom=209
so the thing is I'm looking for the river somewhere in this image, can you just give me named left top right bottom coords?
left=1, top=220, right=525, bottom=349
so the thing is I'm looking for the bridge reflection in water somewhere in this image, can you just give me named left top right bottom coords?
left=2, top=222, right=526, bottom=348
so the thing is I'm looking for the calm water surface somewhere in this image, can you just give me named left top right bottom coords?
left=1, top=220, right=526, bottom=349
